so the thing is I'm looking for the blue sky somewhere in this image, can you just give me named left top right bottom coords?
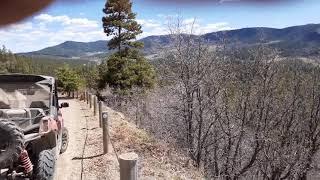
left=0, top=0, right=319, bottom=53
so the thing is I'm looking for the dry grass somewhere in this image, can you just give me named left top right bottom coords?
left=106, top=107, right=204, bottom=180
left=79, top=101, right=203, bottom=180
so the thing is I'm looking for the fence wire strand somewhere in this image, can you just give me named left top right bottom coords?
left=107, top=130, right=120, bottom=164
left=83, top=92, right=121, bottom=164
left=98, top=98, right=120, bottom=164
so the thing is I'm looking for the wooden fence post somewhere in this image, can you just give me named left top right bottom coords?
left=99, top=101, right=103, bottom=128
left=102, top=111, right=109, bottom=154
left=119, top=152, right=139, bottom=180
left=93, top=96, right=97, bottom=116
left=89, top=94, right=92, bottom=109
left=86, top=92, right=89, bottom=104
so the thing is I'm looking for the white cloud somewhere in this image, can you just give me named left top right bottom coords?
left=0, top=14, right=105, bottom=53
left=8, top=22, right=33, bottom=32
left=137, top=19, right=161, bottom=28
left=183, top=18, right=197, bottom=25
left=34, top=14, right=67, bottom=23
left=198, top=22, right=233, bottom=33
left=138, top=16, right=233, bottom=37
left=137, top=19, right=167, bottom=38
left=35, top=14, right=99, bottom=29
left=181, top=18, right=232, bottom=34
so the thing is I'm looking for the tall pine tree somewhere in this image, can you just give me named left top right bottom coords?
left=102, top=0, right=143, bottom=54
left=100, top=0, right=155, bottom=92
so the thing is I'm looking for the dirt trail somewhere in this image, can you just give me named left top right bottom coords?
left=54, top=99, right=119, bottom=180
left=54, top=99, right=87, bottom=180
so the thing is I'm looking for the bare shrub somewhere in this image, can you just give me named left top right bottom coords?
left=104, top=17, right=320, bottom=180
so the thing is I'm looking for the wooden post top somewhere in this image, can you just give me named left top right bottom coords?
left=119, top=152, right=139, bottom=161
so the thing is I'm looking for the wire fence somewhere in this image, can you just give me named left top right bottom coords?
left=77, top=90, right=138, bottom=180
left=79, top=103, right=89, bottom=180
left=108, top=130, right=120, bottom=164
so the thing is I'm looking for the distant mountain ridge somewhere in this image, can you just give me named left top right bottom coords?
left=19, top=23, right=320, bottom=60
left=20, top=40, right=107, bottom=59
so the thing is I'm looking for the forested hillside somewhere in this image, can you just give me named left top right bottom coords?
left=0, top=46, right=96, bottom=96
left=0, top=46, right=90, bottom=75
left=19, top=23, right=320, bottom=60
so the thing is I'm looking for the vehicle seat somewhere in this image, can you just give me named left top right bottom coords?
left=0, top=101, right=10, bottom=109
left=29, top=101, right=49, bottom=110
left=29, top=109, right=45, bottom=124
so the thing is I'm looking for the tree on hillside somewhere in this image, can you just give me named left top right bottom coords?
left=102, top=0, right=143, bottom=53
left=75, top=63, right=101, bottom=95
left=56, top=65, right=83, bottom=96
left=100, top=51, right=156, bottom=92
left=100, top=0, right=155, bottom=92
left=0, top=46, right=17, bottom=73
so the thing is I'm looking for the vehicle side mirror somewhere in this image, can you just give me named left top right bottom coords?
left=60, top=102, right=69, bottom=108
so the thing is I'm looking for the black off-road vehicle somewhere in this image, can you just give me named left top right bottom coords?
left=0, top=74, right=69, bottom=180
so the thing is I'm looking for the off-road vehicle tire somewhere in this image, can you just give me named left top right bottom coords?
left=60, top=127, right=69, bottom=154
left=0, top=120, right=24, bottom=169
left=34, top=150, right=55, bottom=180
